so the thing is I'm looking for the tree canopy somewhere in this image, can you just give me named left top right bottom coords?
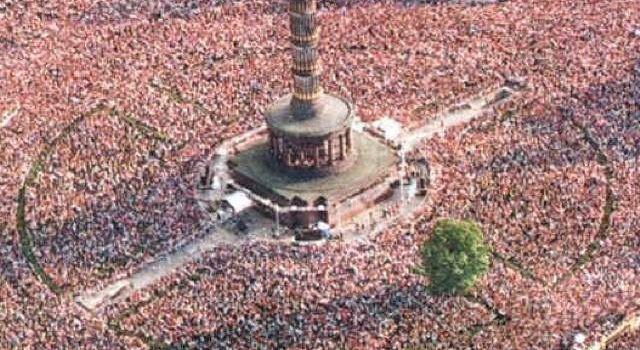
left=419, top=219, right=490, bottom=295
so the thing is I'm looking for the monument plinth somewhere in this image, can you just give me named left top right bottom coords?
left=228, top=0, right=398, bottom=235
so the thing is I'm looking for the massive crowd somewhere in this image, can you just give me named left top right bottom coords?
left=0, top=236, right=145, bottom=349
left=426, top=100, right=609, bottom=283
left=1, top=0, right=639, bottom=348
left=114, top=238, right=493, bottom=349
left=25, top=110, right=205, bottom=290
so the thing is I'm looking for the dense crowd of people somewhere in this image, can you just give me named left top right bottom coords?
left=114, top=238, right=493, bottom=349
left=0, top=234, right=144, bottom=349
left=25, top=111, right=205, bottom=290
left=425, top=102, right=609, bottom=283
left=1, top=0, right=638, bottom=348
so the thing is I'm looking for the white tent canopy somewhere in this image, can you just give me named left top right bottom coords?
left=317, top=221, right=331, bottom=231
left=371, top=116, right=403, bottom=142
left=223, top=191, right=253, bottom=214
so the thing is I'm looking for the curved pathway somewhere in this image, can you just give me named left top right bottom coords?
left=16, top=104, right=108, bottom=296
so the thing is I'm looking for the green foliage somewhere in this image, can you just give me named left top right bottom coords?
left=419, top=219, right=490, bottom=295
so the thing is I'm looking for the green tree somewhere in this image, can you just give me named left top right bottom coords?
left=418, top=219, right=490, bottom=295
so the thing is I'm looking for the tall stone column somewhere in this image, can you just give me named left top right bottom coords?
left=290, top=0, right=323, bottom=114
